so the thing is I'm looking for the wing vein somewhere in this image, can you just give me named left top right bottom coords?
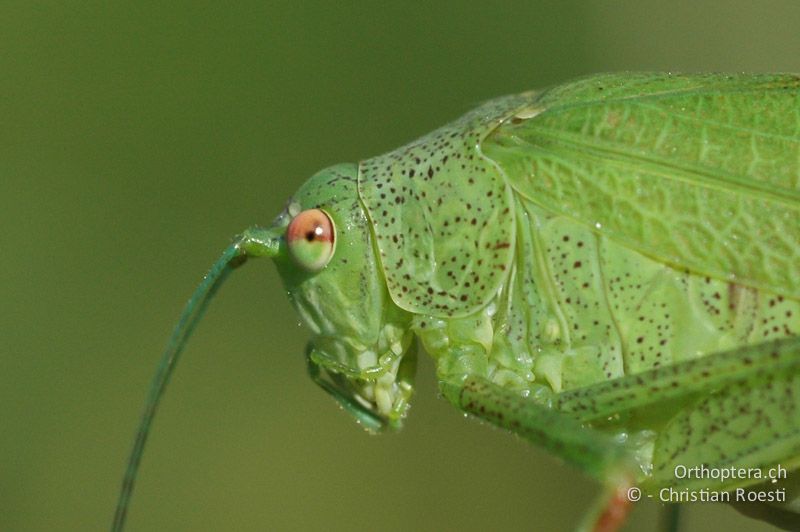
left=523, top=126, right=800, bottom=207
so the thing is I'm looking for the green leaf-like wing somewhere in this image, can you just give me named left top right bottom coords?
left=483, top=73, right=800, bottom=298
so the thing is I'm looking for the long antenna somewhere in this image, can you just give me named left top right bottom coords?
left=112, top=228, right=279, bottom=531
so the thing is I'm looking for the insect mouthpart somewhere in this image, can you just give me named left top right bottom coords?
left=307, top=339, right=418, bottom=432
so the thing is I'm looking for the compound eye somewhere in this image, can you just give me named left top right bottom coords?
left=286, top=209, right=335, bottom=271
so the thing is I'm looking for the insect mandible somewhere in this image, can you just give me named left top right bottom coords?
left=113, top=73, right=800, bottom=531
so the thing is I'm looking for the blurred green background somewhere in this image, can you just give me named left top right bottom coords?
left=3, top=2, right=799, bottom=531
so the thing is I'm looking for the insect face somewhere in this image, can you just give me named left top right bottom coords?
left=271, top=164, right=417, bottom=430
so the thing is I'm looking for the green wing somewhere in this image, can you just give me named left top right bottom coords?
left=482, top=73, right=800, bottom=298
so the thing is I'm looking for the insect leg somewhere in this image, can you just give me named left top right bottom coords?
left=439, top=376, right=638, bottom=531
left=439, top=376, right=635, bottom=481
left=555, top=336, right=800, bottom=423
left=556, top=337, right=800, bottom=528
left=649, top=346, right=800, bottom=529
left=650, top=352, right=800, bottom=487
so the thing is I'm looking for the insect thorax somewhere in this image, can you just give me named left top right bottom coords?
left=414, top=196, right=799, bottom=398
left=355, top=84, right=798, bottom=409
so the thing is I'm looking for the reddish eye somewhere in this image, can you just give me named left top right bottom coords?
left=286, top=209, right=336, bottom=271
